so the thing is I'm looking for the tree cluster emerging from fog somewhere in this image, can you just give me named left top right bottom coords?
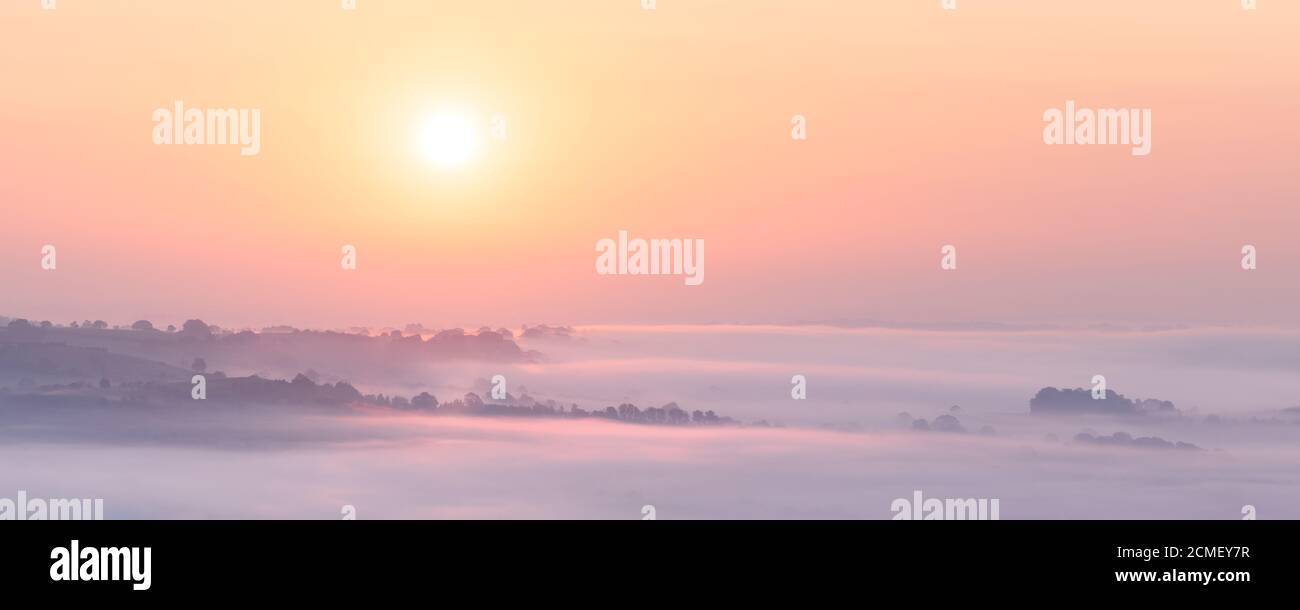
left=1030, top=387, right=1177, bottom=416
left=375, top=388, right=742, bottom=427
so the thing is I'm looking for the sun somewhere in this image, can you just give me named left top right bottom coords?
left=419, top=113, right=479, bottom=168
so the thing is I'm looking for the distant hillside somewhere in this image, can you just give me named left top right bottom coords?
left=0, top=341, right=191, bottom=386
left=0, top=370, right=748, bottom=429
left=0, top=319, right=541, bottom=383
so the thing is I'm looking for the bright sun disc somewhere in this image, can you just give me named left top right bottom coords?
left=420, top=114, right=478, bottom=168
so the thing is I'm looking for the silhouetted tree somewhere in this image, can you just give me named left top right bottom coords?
left=932, top=414, right=965, bottom=433
left=181, top=319, right=212, bottom=339
left=667, top=407, right=688, bottom=425
left=411, top=392, right=438, bottom=409
left=332, top=381, right=363, bottom=402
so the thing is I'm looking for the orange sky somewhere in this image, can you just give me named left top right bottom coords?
left=2, top=1, right=1298, bottom=329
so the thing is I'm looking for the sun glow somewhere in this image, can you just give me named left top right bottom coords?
left=419, top=113, right=479, bottom=169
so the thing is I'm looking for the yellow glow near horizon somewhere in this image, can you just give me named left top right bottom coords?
left=419, top=113, right=479, bottom=169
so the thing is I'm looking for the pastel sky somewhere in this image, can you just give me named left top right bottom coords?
left=2, top=1, right=1297, bottom=329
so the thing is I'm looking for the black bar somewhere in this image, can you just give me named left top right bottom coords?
left=2, top=520, right=1286, bottom=599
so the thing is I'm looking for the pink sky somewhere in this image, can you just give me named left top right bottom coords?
left=2, top=1, right=1297, bottom=329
